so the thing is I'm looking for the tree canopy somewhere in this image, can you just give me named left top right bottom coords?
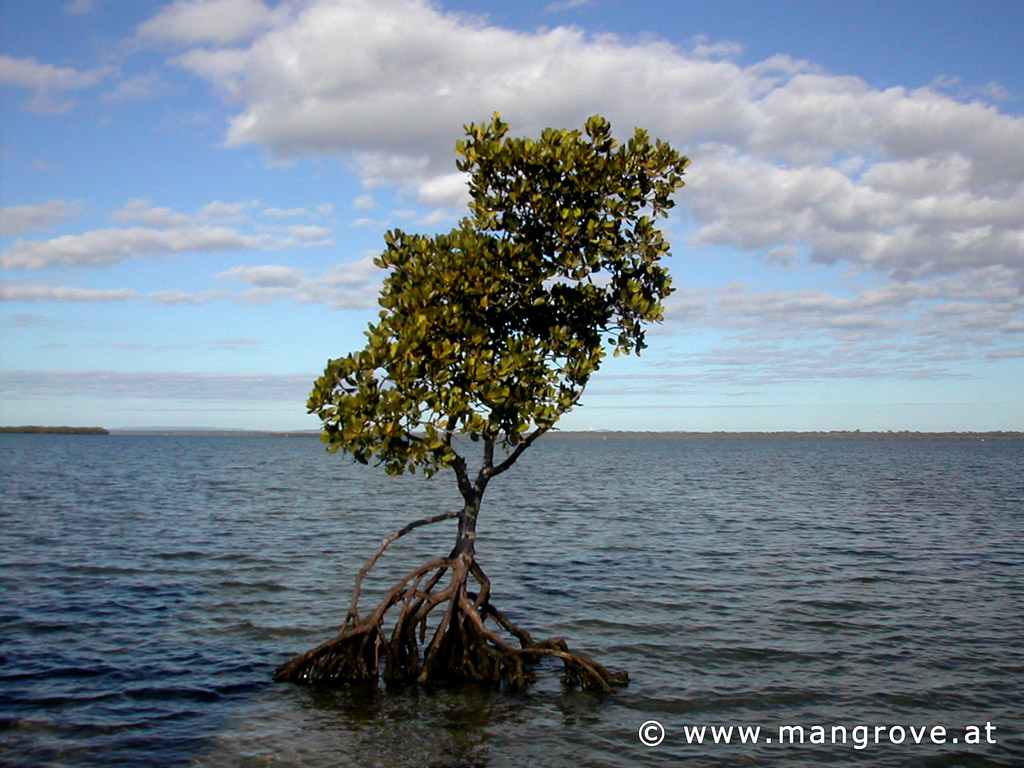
left=309, top=114, right=689, bottom=478
left=279, top=115, right=689, bottom=689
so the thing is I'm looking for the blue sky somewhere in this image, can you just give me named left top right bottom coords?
left=2, top=0, right=1022, bottom=432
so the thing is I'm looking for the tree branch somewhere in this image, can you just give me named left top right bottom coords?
left=486, top=425, right=549, bottom=479
left=346, top=510, right=459, bottom=623
left=475, top=436, right=497, bottom=492
left=450, top=453, right=474, bottom=499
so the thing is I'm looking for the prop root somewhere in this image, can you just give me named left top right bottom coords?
left=274, top=515, right=627, bottom=692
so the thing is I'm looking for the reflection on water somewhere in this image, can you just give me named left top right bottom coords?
left=1, top=434, right=1023, bottom=767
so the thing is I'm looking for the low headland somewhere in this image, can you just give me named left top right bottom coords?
left=0, top=426, right=109, bottom=435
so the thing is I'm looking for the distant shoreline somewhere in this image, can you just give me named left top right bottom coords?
left=5, top=426, right=1021, bottom=441
left=70, top=428, right=1024, bottom=441
left=546, top=430, right=1024, bottom=442
left=0, top=426, right=109, bottom=435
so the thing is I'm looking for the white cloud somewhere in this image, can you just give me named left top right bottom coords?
left=319, top=256, right=381, bottom=287
left=668, top=341, right=975, bottom=387
left=546, top=0, right=593, bottom=12
left=262, top=204, right=334, bottom=218
left=220, top=265, right=306, bottom=287
left=198, top=0, right=758, bottom=167
left=748, top=75, right=1024, bottom=179
left=219, top=257, right=382, bottom=309
left=166, top=0, right=1022, bottom=293
left=0, top=54, right=107, bottom=112
left=0, top=200, right=82, bottom=235
left=64, top=0, right=96, bottom=14
left=685, top=265, right=1024, bottom=353
left=650, top=261, right=1023, bottom=391
left=4, top=200, right=334, bottom=270
left=1, top=226, right=270, bottom=270
left=122, top=0, right=1024, bottom=379
left=150, top=289, right=229, bottom=305
left=287, top=224, right=331, bottom=242
left=0, top=370, right=312, bottom=402
left=199, top=199, right=254, bottom=222
left=416, top=172, right=469, bottom=208
left=103, top=71, right=164, bottom=101
left=112, top=199, right=192, bottom=227
left=113, top=199, right=256, bottom=226
left=262, top=206, right=308, bottom=218
left=0, top=283, right=138, bottom=302
left=688, top=145, right=1024, bottom=279
left=138, top=0, right=275, bottom=44
left=172, top=48, right=250, bottom=100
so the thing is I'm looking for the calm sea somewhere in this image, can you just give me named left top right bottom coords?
left=1, top=434, right=1022, bottom=767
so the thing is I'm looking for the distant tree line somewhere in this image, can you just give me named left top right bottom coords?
left=0, top=426, right=109, bottom=434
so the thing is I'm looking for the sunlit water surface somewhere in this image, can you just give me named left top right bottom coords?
left=1, top=434, right=1022, bottom=767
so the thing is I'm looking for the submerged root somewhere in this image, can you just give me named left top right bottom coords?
left=274, top=552, right=627, bottom=692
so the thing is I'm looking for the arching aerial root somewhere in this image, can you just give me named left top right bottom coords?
left=273, top=552, right=628, bottom=692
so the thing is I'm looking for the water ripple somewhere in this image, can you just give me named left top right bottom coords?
left=1, top=435, right=1022, bottom=767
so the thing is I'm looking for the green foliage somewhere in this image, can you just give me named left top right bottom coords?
left=309, top=114, right=689, bottom=477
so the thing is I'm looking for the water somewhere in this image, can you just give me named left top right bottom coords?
left=1, top=434, right=1022, bottom=767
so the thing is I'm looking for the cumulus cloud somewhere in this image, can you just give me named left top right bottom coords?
left=138, top=0, right=276, bottom=44
left=112, top=199, right=192, bottom=228
left=0, top=54, right=108, bottom=112
left=220, top=264, right=306, bottom=287
left=416, top=172, right=470, bottom=208
left=199, top=199, right=255, bottom=222
left=218, top=257, right=382, bottom=309
left=2, top=199, right=334, bottom=270
left=0, top=200, right=82, bottom=235
left=112, top=198, right=258, bottom=226
left=190, top=0, right=761, bottom=173
left=287, top=224, right=331, bottom=242
left=686, top=146, right=1024, bottom=279
left=1, top=226, right=273, bottom=270
left=64, top=0, right=1010, bottom=393
left=159, top=0, right=1024, bottom=295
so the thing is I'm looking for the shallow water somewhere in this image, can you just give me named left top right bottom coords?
left=1, top=434, right=1022, bottom=766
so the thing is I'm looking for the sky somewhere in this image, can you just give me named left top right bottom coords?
left=1, top=0, right=1022, bottom=433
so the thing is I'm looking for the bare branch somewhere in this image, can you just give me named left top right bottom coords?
left=346, top=511, right=458, bottom=622
left=486, top=425, right=550, bottom=478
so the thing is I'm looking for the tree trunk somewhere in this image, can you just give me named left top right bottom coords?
left=453, top=493, right=481, bottom=557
